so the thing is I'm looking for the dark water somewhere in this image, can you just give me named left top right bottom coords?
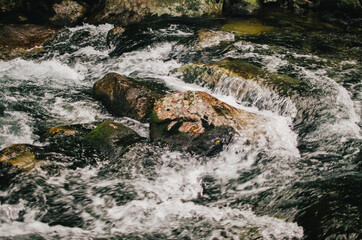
left=0, top=13, right=361, bottom=239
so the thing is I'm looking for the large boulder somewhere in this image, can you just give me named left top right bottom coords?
left=88, top=0, right=224, bottom=25
left=93, top=73, right=164, bottom=122
left=49, top=0, right=87, bottom=26
left=178, top=58, right=305, bottom=97
left=150, top=91, right=264, bottom=156
left=85, top=121, right=143, bottom=157
left=0, top=144, right=42, bottom=171
left=0, top=24, right=58, bottom=60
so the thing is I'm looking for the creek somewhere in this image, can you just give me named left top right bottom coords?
left=0, top=13, right=361, bottom=239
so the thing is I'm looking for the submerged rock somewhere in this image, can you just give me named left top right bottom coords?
left=197, top=29, right=235, bottom=49
left=93, top=73, right=164, bottom=122
left=150, top=91, right=263, bottom=156
left=0, top=24, right=58, bottom=60
left=49, top=0, right=87, bottom=26
left=178, top=58, right=304, bottom=96
left=0, top=144, right=42, bottom=171
left=106, top=26, right=126, bottom=47
left=221, top=19, right=274, bottom=35
left=88, top=0, right=224, bottom=25
left=42, top=123, right=98, bottom=147
left=85, top=121, right=143, bottom=157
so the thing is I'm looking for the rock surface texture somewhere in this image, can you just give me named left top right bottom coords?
left=88, top=0, right=224, bottom=25
left=49, top=0, right=87, bottom=26
left=178, top=59, right=304, bottom=96
left=0, top=144, right=42, bottom=171
left=150, top=91, right=263, bottom=156
left=93, top=73, right=163, bottom=122
left=85, top=121, right=143, bottom=157
left=0, top=24, right=59, bottom=60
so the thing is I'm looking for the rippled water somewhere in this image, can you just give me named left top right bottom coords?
left=0, top=15, right=361, bottom=239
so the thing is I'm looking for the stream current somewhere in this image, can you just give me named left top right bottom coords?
left=0, top=15, right=361, bottom=239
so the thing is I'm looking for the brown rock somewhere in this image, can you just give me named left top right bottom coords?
left=0, top=24, right=59, bottom=60
left=0, top=144, right=42, bottom=171
left=93, top=73, right=163, bottom=122
left=88, top=0, right=223, bottom=25
left=150, top=91, right=264, bottom=156
left=50, top=0, right=87, bottom=26
left=197, top=29, right=235, bottom=49
left=47, top=126, right=78, bottom=136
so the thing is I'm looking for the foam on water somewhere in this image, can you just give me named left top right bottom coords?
left=0, top=58, right=84, bottom=88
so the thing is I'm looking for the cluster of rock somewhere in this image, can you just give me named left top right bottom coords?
left=1, top=70, right=267, bottom=175
left=1, top=0, right=360, bottom=27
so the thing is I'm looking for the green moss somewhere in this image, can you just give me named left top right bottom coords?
left=179, top=58, right=306, bottom=97
left=221, top=19, right=274, bottom=35
left=85, top=121, right=142, bottom=157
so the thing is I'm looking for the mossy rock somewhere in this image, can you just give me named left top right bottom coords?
left=41, top=123, right=98, bottom=155
left=221, top=19, right=275, bottom=35
left=0, top=144, right=42, bottom=171
left=178, top=58, right=305, bottom=96
left=85, top=121, right=143, bottom=158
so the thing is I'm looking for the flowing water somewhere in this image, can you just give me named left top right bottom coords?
left=0, top=13, right=361, bottom=239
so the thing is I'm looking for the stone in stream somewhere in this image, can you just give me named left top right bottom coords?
left=93, top=73, right=165, bottom=122
left=0, top=24, right=59, bottom=60
left=197, top=29, right=235, bottom=49
left=41, top=123, right=98, bottom=148
left=178, top=58, right=305, bottom=97
left=150, top=91, right=264, bottom=156
left=0, top=144, right=42, bottom=171
left=106, top=26, right=126, bottom=47
left=85, top=121, right=144, bottom=158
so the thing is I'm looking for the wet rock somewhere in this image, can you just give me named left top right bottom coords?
left=42, top=123, right=97, bottom=146
left=178, top=58, right=304, bottom=96
left=223, top=0, right=261, bottom=17
left=85, top=121, right=143, bottom=157
left=106, top=26, right=125, bottom=47
left=93, top=73, right=164, bottom=122
left=150, top=91, right=263, bottom=156
left=221, top=19, right=274, bottom=35
left=0, top=24, right=59, bottom=60
left=88, top=0, right=224, bottom=25
left=197, top=29, right=235, bottom=49
left=49, top=0, right=87, bottom=26
left=0, top=144, right=42, bottom=171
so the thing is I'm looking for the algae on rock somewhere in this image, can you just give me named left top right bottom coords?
left=0, top=144, right=42, bottom=171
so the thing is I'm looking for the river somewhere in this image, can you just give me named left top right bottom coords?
left=0, top=12, right=361, bottom=239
